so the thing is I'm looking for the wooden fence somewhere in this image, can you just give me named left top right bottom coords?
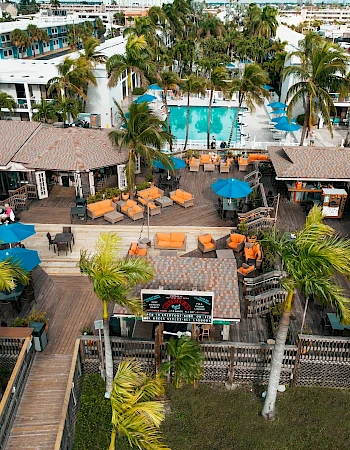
left=0, top=337, right=35, bottom=449
left=54, top=334, right=350, bottom=450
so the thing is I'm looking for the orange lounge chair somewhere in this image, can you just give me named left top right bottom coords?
left=198, top=234, right=216, bottom=253
left=227, top=233, right=246, bottom=253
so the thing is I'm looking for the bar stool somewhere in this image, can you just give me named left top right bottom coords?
left=201, top=324, right=211, bottom=341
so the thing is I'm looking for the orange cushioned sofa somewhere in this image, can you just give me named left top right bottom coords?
left=170, top=189, right=194, bottom=208
left=248, top=154, right=269, bottom=163
left=154, top=232, right=187, bottom=251
left=237, top=263, right=256, bottom=282
left=87, top=199, right=116, bottom=220
left=137, top=187, right=164, bottom=206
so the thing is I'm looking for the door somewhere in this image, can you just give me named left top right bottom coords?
left=74, top=172, right=83, bottom=198
left=35, top=171, right=48, bottom=199
left=117, top=164, right=127, bottom=190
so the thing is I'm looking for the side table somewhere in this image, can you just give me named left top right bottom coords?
left=138, top=237, right=152, bottom=249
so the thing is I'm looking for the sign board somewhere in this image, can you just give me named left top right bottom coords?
left=94, top=320, right=104, bottom=330
left=141, top=289, right=214, bottom=324
left=322, top=206, right=339, bottom=217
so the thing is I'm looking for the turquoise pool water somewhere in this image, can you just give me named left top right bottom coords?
left=168, top=106, right=238, bottom=141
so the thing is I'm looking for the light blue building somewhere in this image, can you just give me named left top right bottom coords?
left=0, top=16, right=95, bottom=59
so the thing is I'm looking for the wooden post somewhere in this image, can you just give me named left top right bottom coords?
left=228, top=347, right=235, bottom=387
left=155, top=323, right=164, bottom=374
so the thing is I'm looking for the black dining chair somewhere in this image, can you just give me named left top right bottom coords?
left=56, top=242, right=68, bottom=256
left=46, top=232, right=55, bottom=251
left=63, top=226, right=75, bottom=244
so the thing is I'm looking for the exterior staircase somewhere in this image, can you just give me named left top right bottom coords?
left=2, top=184, right=37, bottom=213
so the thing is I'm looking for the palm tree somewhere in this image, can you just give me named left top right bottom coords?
left=0, top=260, right=29, bottom=292
left=261, top=206, right=350, bottom=420
left=95, top=17, right=106, bottom=39
left=54, top=97, right=82, bottom=124
left=27, top=24, right=47, bottom=57
left=79, top=232, right=155, bottom=395
left=50, top=0, right=60, bottom=8
left=32, top=98, right=57, bottom=123
left=109, top=359, right=169, bottom=450
left=256, top=6, right=278, bottom=39
left=109, top=101, right=173, bottom=197
left=227, top=63, right=269, bottom=147
left=47, top=56, right=96, bottom=101
left=206, top=66, right=229, bottom=149
left=106, top=35, right=154, bottom=105
left=10, top=29, right=30, bottom=59
left=161, top=336, right=204, bottom=388
left=0, top=92, right=16, bottom=116
left=182, top=74, right=207, bottom=150
left=284, top=36, right=349, bottom=146
left=78, top=37, right=106, bottom=68
left=156, top=71, right=180, bottom=135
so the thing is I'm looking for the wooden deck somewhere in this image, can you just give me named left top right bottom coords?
left=6, top=354, right=72, bottom=450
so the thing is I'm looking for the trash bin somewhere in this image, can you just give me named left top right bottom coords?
left=29, top=321, right=48, bottom=351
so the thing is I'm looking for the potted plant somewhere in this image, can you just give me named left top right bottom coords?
left=226, top=150, right=234, bottom=159
left=185, top=149, right=193, bottom=164
left=146, top=173, right=154, bottom=186
left=237, top=221, right=249, bottom=236
left=11, top=317, right=29, bottom=327
left=121, top=189, right=130, bottom=201
left=86, top=194, right=96, bottom=204
left=111, top=188, right=120, bottom=203
left=193, top=150, right=200, bottom=159
left=81, top=326, right=94, bottom=346
left=28, top=309, right=48, bottom=333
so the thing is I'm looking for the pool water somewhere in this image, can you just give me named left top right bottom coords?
left=168, top=106, right=239, bottom=141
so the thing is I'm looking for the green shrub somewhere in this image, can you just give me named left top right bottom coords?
left=135, top=181, right=151, bottom=191
left=132, top=86, right=146, bottom=95
left=73, top=374, right=112, bottom=450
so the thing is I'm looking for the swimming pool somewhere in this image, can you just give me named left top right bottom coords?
left=168, top=106, right=239, bottom=142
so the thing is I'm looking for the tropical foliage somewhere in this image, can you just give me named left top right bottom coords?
left=79, top=232, right=154, bottom=394
left=109, top=102, right=173, bottom=195
left=284, top=32, right=349, bottom=146
left=261, top=206, right=350, bottom=420
left=109, top=359, right=169, bottom=450
left=0, top=92, right=16, bottom=115
left=0, top=260, right=29, bottom=292
left=161, top=336, right=204, bottom=388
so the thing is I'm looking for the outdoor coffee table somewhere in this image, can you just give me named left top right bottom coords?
left=216, top=249, right=235, bottom=259
left=138, top=237, right=151, bottom=249
left=104, top=211, right=124, bottom=224
left=154, top=196, right=173, bottom=208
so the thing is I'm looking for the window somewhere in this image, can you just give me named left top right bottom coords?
left=1, top=36, right=4, bottom=42
left=3, top=50, right=7, bottom=57
left=6, top=34, right=10, bottom=41
left=8, top=50, right=12, bottom=56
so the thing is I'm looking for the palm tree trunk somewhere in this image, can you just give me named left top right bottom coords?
left=299, top=108, right=309, bottom=146
left=164, top=93, right=172, bottom=151
left=262, top=290, right=294, bottom=420
left=183, top=93, right=190, bottom=151
left=127, top=69, right=133, bottom=106
left=103, top=299, right=114, bottom=395
left=227, top=95, right=243, bottom=148
left=109, top=428, right=117, bottom=450
left=207, top=89, right=213, bottom=149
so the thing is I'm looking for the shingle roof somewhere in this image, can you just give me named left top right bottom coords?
left=14, top=125, right=126, bottom=171
left=268, top=145, right=350, bottom=180
left=113, top=256, right=241, bottom=321
left=0, top=121, right=41, bottom=166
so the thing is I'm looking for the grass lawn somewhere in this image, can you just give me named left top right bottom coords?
left=74, top=375, right=350, bottom=450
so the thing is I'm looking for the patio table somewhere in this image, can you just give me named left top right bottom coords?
left=216, top=249, right=235, bottom=259
left=327, top=313, right=350, bottom=335
left=154, top=196, right=173, bottom=208
left=0, top=282, right=25, bottom=312
left=53, top=232, right=74, bottom=252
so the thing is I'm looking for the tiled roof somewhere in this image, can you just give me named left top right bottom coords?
left=0, top=121, right=41, bottom=166
left=15, top=125, right=126, bottom=171
left=113, top=256, right=241, bottom=321
left=268, top=146, right=350, bottom=180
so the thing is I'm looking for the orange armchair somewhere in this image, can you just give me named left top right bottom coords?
left=227, top=233, right=246, bottom=253
left=237, top=263, right=255, bottom=282
left=128, top=242, right=147, bottom=257
left=244, top=242, right=263, bottom=269
left=198, top=234, right=216, bottom=253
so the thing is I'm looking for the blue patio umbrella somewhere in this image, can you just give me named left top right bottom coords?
left=263, top=84, right=274, bottom=91
left=226, top=63, right=236, bottom=69
left=268, top=101, right=287, bottom=109
left=0, top=223, right=36, bottom=245
left=275, top=121, right=301, bottom=132
left=271, top=108, right=286, bottom=115
left=211, top=178, right=252, bottom=199
left=134, top=94, right=157, bottom=104
left=0, top=247, right=41, bottom=271
left=271, top=116, right=296, bottom=124
left=148, top=84, right=163, bottom=91
left=153, top=156, right=186, bottom=171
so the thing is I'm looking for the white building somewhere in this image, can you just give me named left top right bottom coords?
left=280, top=6, right=350, bottom=26
left=0, top=36, right=137, bottom=127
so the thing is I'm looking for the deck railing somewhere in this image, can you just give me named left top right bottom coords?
left=0, top=336, right=35, bottom=450
left=3, top=184, right=37, bottom=212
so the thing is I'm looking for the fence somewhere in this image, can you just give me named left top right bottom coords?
left=0, top=336, right=35, bottom=450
